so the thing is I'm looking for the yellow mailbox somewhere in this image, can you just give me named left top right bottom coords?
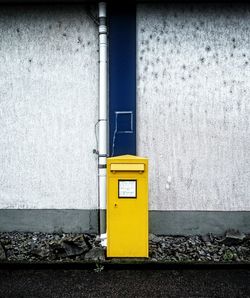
left=107, top=155, right=148, bottom=258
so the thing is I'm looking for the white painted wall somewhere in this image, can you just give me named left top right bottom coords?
left=0, top=5, right=98, bottom=209
left=137, top=4, right=250, bottom=211
left=1, top=3, right=249, bottom=213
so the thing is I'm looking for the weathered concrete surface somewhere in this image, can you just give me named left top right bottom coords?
left=149, top=211, right=250, bottom=235
left=0, top=5, right=98, bottom=209
left=0, top=209, right=98, bottom=233
left=137, top=4, right=250, bottom=211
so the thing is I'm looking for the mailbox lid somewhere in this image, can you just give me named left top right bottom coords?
left=108, top=155, right=148, bottom=172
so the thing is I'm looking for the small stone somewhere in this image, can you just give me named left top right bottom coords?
left=54, top=235, right=60, bottom=241
left=84, top=247, right=105, bottom=261
left=31, top=247, right=49, bottom=258
left=157, top=246, right=163, bottom=254
left=62, top=240, right=89, bottom=257
left=149, top=233, right=162, bottom=243
left=218, top=249, right=224, bottom=256
left=4, top=244, right=12, bottom=250
left=199, top=250, right=206, bottom=256
left=0, top=243, right=6, bottom=260
left=201, top=234, right=211, bottom=243
left=220, top=230, right=246, bottom=246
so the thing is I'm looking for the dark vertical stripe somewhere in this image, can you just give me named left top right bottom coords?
left=109, top=4, right=136, bottom=156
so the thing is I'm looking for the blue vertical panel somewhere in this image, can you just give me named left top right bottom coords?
left=109, top=4, right=136, bottom=156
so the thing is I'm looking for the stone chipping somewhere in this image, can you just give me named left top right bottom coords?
left=149, top=231, right=249, bottom=263
left=0, top=230, right=249, bottom=263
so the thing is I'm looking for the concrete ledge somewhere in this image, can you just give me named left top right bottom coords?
left=0, top=209, right=98, bottom=234
left=0, top=209, right=249, bottom=235
left=150, top=211, right=250, bottom=235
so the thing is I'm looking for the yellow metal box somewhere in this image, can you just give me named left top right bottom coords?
left=107, top=155, right=148, bottom=258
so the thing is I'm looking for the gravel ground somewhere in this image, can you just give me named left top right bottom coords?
left=0, top=230, right=249, bottom=263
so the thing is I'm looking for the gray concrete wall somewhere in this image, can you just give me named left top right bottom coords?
left=0, top=5, right=99, bottom=209
left=0, top=209, right=249, bottom=235
left=137, top=4, right=250, bottom=211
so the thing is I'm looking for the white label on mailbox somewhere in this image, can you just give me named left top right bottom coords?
left=119, top=180, right=136, bottom=198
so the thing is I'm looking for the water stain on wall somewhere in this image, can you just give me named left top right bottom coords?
left=137, top=4, right=250, bottom=211
left=0, top=5, right=99, bottom=209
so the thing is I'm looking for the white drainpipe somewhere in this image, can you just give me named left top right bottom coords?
left=98, top=2, right=107, bottom=236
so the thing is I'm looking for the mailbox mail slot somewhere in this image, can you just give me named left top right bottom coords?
left=107, top=155, right=148, bottom=258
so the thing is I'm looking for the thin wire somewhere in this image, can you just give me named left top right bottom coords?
left=86, top=6, right=99, bottom=26
left=94, top=120, right=100, bottom=154
left=87, top=13, right=99, bottom=26
left=111, top=128, right=117, bottom=157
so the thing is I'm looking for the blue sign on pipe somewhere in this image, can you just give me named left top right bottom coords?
left=108, top=4, right=136, bottom=156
